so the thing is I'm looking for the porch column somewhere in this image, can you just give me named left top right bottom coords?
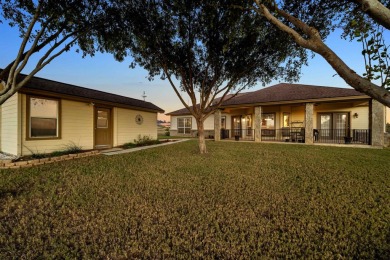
left=370, top=99, right=385, bottom=147
left=214, top=109, right=221, bottom=141
left=305, top=103, right=314, bottom=144
left=254, top=106, right=262, bottom=142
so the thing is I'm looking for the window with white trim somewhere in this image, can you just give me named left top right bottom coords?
left=177, top=117, right=192, bottom=134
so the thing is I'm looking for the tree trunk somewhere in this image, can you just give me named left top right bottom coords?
left=196, top=118, right=207, bottom=154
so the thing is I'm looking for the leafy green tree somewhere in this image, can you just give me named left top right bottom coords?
left=252, top=0, right=390, bottom=107
left=0, top=0, right=111, bottom=105
left=103, top=0, right=306, bottom=154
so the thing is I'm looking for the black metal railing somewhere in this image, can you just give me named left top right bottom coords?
left=221, top=129, right=230, bottom=139
left=314, top=129, right=370, bottom=144
left=261, top=128, right=305, bottom=142
left=352, top=129, right=370, bottom=144
left=221, top=129, right=255, bottom=141
left=220, top=128, right=370, bottom=145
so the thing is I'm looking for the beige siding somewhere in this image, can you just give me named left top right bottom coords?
left=1, top=94, right=20, bottom=155
left=278, top=105, right=305, bottom=128
left=114, top=108, right=157, bottom=146
left=386, top=107, right=390, bottom=124
left=22, top=96, right=94, bottom=155
left=202, top=114, right=214, bottom=130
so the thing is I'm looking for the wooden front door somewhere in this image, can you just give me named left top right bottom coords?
left=95, top=107, right=112, bottom=148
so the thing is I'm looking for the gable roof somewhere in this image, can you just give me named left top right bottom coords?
left=12, top=72, right=164, bottom=113
left=166, top=92, right=248, bottom=116
left=167, top=83, right=367, bottom=115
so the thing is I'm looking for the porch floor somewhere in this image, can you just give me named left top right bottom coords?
left=219, top=139, right=376, bottom=148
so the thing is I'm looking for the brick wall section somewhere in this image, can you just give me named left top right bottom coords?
left=0, top=150, right=100, bottom=169
left=371, top=100, right=385, bottom=147
left=305, top=103, right=314, bottom=144
left=254, top=106, right=262, bottom=142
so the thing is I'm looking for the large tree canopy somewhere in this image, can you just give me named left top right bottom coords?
left=0, top=0, right=112, bottom=105
left=103, top=0, right=307, bottom=153
left=252, top=0, right=390, bottom=107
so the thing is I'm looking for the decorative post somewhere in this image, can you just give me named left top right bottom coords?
left=214, top=109, right=221, bottom=141
left=305, top=103, right=314, bottom=144
left=254, top=106, right=262, bottom=142
left=370, top=99, right=385, bottom=147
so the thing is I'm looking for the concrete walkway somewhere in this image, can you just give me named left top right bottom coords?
left=100, top=139, right=190, bottom=156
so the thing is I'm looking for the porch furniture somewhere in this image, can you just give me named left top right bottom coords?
left=313, top=129, right=319, bottom=141
left=221, top=129, right=229, bottom=139
left=282, top=128, right=290, bottom=141
left=290, top=127, right=305, bottom=142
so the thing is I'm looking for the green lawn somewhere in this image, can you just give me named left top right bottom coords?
left=1, top=141, right=389, bottom=258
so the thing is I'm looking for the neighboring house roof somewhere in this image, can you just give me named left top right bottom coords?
left=12, top=72, right=164, bottom=113
left=166, top=92, right=248, bottom=116
left=167, top=83, right=367, bottom=115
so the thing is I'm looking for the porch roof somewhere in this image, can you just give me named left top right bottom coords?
left=167, top=83, right=367, bottom=116
left=221, top=83, right=366, bottom=107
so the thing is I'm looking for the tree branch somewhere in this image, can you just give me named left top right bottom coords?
left=254, top=0, right=390, bottom=107
left=355, top=0, right=390, bottom=30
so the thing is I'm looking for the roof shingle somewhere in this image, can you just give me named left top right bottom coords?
left=15, top=72, right=164, bottom=113
left=167, top=83, right=366, bottom=115
left=222, top=83, right=365, bottom=106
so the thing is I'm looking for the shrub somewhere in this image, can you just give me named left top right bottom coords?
left=121, top=136, right=161, bottom=149
left=165, top=128, right=170, bottom=136
left=134, top=135, right=161, bottom=146
left=386, top=123, right=390, bottom=133
left=122, top=142, right=137, bottom=149
left=63, top=141, right=83, bottom=154
left=49, top=142, right=82, bottom=157
left=24, top=146, right=46, bottom=159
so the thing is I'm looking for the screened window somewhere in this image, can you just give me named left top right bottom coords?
left=177, top=117, right=192, bottom=134
left=262, top=113, right=275, bottom=129
left=28, top=97, right=59, bottom=138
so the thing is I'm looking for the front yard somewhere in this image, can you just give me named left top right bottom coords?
left=0, top=141, right=389, bottom=258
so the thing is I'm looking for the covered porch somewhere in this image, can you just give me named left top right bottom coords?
left=214, top=99, right=384, bottom=146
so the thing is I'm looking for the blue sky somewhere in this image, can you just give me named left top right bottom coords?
left=0, top=22, right=382, bottom=121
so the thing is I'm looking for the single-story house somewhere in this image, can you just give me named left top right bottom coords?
left=167, top=83, right=387, bottom=147
left=0, top=73, right=164, bottom=156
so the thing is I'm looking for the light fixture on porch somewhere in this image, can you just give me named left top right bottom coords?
left=353, top=112, right=359, bottom=118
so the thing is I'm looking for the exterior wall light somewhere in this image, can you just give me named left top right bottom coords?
left=353, top=112, right=359, bottom=118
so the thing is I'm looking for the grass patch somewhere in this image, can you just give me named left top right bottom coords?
left=0, top=141, right=389, bottom=258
